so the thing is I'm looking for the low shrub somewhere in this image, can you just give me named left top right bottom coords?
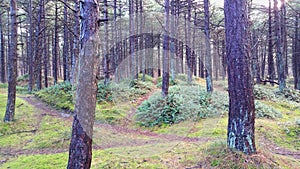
left=135, top=85, right=213, bottom=127
left=255, top=101, right=283, bottom=119
left=35, top=82, right=74, bottom=111
left=253, top=85, right=275, bottom=100
left=275, top=88, right=300, bottom=103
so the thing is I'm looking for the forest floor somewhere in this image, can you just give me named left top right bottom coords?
left=0, top=79, right=300, bottom=168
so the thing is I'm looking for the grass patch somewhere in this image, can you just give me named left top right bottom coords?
left=95, top=102, right=129, bottom=125
left=200, top=141, right=281, bottom=169
left=0, top=94, right=37, bottom=148
left=24, top=116, right=71, bottom=149
left=0, top=153, right=68, bottom=169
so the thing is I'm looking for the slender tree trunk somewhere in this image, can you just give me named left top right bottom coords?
left=53, top=0, right=58, bottom=84
left=186, top=0, right=192, bottom=83
left=0, top=15, right=6, bottom=83
left=225, top=0, right=256, bottom=155
left=28, top=0, right=34, bottom=91
left=35, top=0, right=43, bottom=90
left=103, top=0, right=110, bottom=85
left=67, top=0, right=99, bottom=168
left=71, top=0, right=80, bottom=85
left=157, top=34, right=161, bottom=77
left=280, top=0, right=288, bottom=78
left=162, top=0, right=170, bottom=98
left=274, top=0, right=286, bottom=91
left=268, top=0, right=275, bottom=85
left=204, top=0, right=213, bottom=92
left=63, top=0, right=70, bottom=82
left=4, top=0, right=18, bottom=122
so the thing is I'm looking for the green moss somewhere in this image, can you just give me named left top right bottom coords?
left=188, top=117, right=227, bottom=139
left=25, top=116, right=71, bottom=149
left=95, top=102, right=129, bottom=125
left=0, top=153, right=68, bottom=169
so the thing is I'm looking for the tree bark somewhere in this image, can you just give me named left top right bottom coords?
left=224, top=0, right=256, bottom=155
left=204, top=0, right=213, bottom=92
left=162, top=0, right=170, bottom=98
left=63, top=0, right=70, bottom=82
left=0, top=14, right=6, bottom=83
left=28, top=0, right=34, bottom=91
left=67, top=0, right=99, bottom=168
left=53, top=0, right=58, bottom=85
left=268, top=0, right=275, bottom=86
left=274, top=0, right=286, bottom=91
left=4, top=0, right=18, bottom=122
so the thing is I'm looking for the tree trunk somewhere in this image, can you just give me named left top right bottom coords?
left=35, top=0, right=44, bottom=90
left=0, top=15, right=6, bottom=83
left=71, top=0, right=80, bottom=85
left=204, top=0, right=213, bottom=92
left=53, top=0, right=58, bottom=85
left=4, top=0, right=18, bottom=122
left=224, top=0, right=256, bottom=155
left=274, top=0, right=286, bottom=91
left=28, top=0, right=34, bottom=91
left=63, top=0, right=70, bottom=82
left=162, top=0, right=170, bottom=98
left=268, top=0, right=275, bottom=86
left=67, top=0, right=99, bottom=168
left=294, top=14, right=300, bottom=90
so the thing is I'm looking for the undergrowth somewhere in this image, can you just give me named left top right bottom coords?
left=135, top=85, right=213, bottom=127
left=35, top=82, right=74, bottom=111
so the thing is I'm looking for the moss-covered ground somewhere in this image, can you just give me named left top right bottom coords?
left=0, top=77, right=299, bottom=168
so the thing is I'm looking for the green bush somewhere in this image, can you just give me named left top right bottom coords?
left=35, top=82, right=74, bottom=111
left=255, top=101, right=283, bottom=119
left=275, top=88, right=300, bottom=103
left=135, top=86, right=213, bottom=127
left=253, top=85, right=275, bottom=100
left=97, top=83, right=113, bottom=102
left=97, top=79, right=153, bottom=103
left=137, top=73, right=154, bottom=82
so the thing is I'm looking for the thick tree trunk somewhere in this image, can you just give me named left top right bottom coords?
left=274, top=0, right=286, bottom=91
left=67, top=0, right=99, bottom=168
left=71, top=0, right=80, bottom=85
left=224, top=0, right=256, bottom=155
left=294, top=14, right=300, bottom=90
left=204, top=0, right=213, bottom=92
left=4, top=0, right=18, bottom=122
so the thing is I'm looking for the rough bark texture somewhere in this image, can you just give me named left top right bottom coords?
left=295, top=14, right=300, bottom=90
left=4, top=0, right=18, bottom=122
left=67, top=0, right=99, bottom=168
left=53, top=0, right=58, bottom=85
left=28, top=0, right=34, bottom=91
left=224, top=0, right=256, bottom=155
left=63, top=0, right=70, bottom=82
left=0, top=15, right=5, bottom=83
left=274, top=0, right=286, bottom=91
left=204, top=0, right=213, bottom=93
left=162, top=0, right=170, bottom=98
left=268, top=0, right=275, bottom=86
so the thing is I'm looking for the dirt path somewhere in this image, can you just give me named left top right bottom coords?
left=16, top=93, right=300, bottom=160
left=17, top=96, right=210, bottom=152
